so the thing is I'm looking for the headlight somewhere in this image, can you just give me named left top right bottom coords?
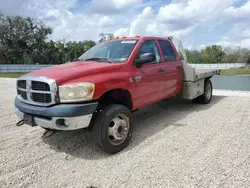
left=59, top=82, right=95, bottom=103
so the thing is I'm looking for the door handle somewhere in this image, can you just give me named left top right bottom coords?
left=158, top=68, right=165, bottom=73
left=176, top=65, right=182, bottom=69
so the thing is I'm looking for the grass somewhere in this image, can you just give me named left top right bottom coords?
left=220, top=67, right=250, bottom=76
left=0, top=73, right=25, bottom=78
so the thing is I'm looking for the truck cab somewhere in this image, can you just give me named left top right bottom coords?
left=15, top=36, right=220, bottom=154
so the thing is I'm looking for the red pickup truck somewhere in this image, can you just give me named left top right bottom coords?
left=15, top=36, right=220, bottom=154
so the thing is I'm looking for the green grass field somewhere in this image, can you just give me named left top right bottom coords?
left=220, top=67, right=250, bottom=76
left=0, top=73, right=25, bottom=78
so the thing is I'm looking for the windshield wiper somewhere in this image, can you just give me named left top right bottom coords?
left=72, top=58, right=84, bottom=62
left=84, top=58, right=113, bottom=63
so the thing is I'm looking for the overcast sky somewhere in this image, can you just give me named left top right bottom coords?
left=0, top=0, right=250, bottom=49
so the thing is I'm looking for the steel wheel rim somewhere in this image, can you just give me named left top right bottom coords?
left=108, top=114, right=130, bottom=145
left=205, top=83, right=212, bottom=100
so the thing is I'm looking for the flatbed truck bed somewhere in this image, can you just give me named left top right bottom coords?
left=167, top=36, right=220, bottom=100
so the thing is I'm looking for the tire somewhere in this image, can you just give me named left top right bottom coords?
left=198, top=79, right=213, bottom=104
left=93, top=104, right=133, bottom=154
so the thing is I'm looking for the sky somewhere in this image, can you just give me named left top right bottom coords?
left=0, top=0, right=250, bottom=50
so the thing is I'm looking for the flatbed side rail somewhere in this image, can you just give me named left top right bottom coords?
left=196, top=69, right=221, bottom=80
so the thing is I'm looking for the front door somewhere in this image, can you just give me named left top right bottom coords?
left=132, top=40, right=167, bottom=109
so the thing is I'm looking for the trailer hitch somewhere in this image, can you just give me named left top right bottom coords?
left=16, top=119, right=24, bottom=126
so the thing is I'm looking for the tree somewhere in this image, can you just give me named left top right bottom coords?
left=185, top=49, right=202, bottom=64
left=0, top=13, right=97, bottom=64
left=99, top=33, right=114, bottom=42
left=0, top=14, right=52, bottom=64
left=237, top=52, right=250, bottom=67
left=65, top=40, right=96, bottom=61
left=201, top=45, right=225, bottom=64
left=184, top=45, right=250, bottom=65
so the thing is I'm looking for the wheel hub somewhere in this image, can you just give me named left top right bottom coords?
left=108, top=114, right=129, bottom=145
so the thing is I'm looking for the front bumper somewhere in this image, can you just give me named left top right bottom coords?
left=14, top=97, right=98, bottom=130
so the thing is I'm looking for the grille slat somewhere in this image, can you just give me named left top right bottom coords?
left=31, top=81, right=50, bottom=91
left=31, top=93, right=52, bottom=103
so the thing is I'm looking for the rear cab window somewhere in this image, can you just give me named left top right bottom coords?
left=158, top=40, right=177, bottom=62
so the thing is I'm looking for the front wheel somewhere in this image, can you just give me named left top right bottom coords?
left=93, top=104, right=133, bottom=154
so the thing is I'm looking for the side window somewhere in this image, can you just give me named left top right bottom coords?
left=158, top=40, right=177, bottom=61
left=137, top=40, right=161, bottom=63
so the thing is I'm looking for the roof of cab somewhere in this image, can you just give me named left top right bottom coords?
left=103, top=36, right=169, bottom=42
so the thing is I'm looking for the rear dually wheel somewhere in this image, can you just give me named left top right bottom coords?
left=192, top=79, right=213, bottom=104
left=198, top=79, right=213, bottom=104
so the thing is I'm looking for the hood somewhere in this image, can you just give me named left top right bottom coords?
left=25, top=61, right=123, bottom=84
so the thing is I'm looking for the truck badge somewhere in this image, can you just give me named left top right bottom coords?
left=134, top=76, right=142, bottom=83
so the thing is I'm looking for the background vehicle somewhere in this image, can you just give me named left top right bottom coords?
left=15, top=36, right=220, bottom=154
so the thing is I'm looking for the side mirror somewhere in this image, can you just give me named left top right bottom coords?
left=134, top=52, right=156, bottom=68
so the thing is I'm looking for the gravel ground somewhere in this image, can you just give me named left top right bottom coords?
left=1, top=78, right=250, bottom=188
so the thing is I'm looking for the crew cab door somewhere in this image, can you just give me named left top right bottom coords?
left=158, top=39, right=183, bottom=96
left=132, top=40, right=167, bottom=108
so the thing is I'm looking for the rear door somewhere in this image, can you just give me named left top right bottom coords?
left=158, top=39, right=183, bottom=96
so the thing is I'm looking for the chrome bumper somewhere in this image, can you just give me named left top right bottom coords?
left=15, top=108, right=93, bottom=130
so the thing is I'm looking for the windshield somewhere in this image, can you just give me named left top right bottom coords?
left=78, top=40, right=138, bottom=63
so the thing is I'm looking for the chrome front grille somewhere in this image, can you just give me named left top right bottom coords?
left=16, top=76, right=58, bottom=106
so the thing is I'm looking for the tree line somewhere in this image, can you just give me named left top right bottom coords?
left=0, top=14, right=96, bottom=64
left=0, top=14, right=249, bottom=65
left=185, top=45, right=250, bottom=65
